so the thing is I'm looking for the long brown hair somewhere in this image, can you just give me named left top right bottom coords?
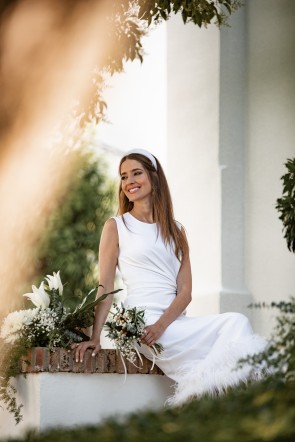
left=118, top=153, right=189, bottom=261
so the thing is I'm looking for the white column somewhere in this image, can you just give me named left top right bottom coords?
left=166, top=15, right=221, bottom=315
left=219, top=6, right=252, bottom=315
left=166, top=9, right=253, bottom=319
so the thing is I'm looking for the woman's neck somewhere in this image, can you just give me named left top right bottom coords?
left=130, top=203, right=153, bottom=224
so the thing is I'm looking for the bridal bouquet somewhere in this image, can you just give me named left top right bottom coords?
left=0, top=271, right=121, bottom=423
left=104, top=303, right=164, bottom=370
left=0, top=271, right=120, bottom=349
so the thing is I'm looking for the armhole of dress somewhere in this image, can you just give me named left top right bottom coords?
left=110, top=216, right=121, bottom=246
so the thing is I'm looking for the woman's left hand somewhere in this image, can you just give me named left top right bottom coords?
left=141, top=322, right=165, bottom=347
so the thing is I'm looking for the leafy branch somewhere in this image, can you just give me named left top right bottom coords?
left=137, top=0, right=242, bottom=27
left=240, top=298, right=295, bottom=383
left=276, top=158, right=295, bottom=253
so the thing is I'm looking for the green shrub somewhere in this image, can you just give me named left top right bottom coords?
left=6, top=381, right=294, bottom=442
left=276, top=158, right=295, bottom=253
left=35, top=150, right=116, bottom=305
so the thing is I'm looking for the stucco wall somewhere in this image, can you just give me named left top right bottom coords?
left=245, top=0, right=295, bottom=335
left=0, top=373, right=173, bottom=439
left=167, top=1, right=295, bottom=335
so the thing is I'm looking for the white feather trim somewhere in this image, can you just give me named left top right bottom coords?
left=167, top=334, right=268, bottom=406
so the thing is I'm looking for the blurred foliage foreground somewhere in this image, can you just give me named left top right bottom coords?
left=5, top=298, right=295, bottom=442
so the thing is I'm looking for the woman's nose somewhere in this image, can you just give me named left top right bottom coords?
left=126, top=175, right=134, bottom=184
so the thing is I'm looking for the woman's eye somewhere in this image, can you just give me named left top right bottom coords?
left=121, top=176, right=126, bottom=180
left=134, top=171, right=142, bottom=176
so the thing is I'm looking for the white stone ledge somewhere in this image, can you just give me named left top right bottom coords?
left=0, top=372, right=174, bottom=440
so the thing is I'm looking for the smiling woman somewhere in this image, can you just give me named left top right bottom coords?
left=73, top=148, right=268, bottom=406
left=117, top=150, right=187, bottom=258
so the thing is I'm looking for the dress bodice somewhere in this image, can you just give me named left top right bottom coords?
left=113, top=212, right=181, bottom=316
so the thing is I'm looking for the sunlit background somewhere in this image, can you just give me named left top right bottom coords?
left=0, top=0, right=294, bottom=340
left=96, top=23, right=167, bottom=170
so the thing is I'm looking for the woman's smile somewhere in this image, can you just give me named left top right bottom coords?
left=128, top=185, right=141, bottom=194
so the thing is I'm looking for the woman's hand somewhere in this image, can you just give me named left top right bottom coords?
left=71, top=339, right=101, bottom=363
left=141, top=322, right=165, bottom=347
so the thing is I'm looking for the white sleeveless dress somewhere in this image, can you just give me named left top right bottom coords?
left=113, top=212, right=267, bottom=405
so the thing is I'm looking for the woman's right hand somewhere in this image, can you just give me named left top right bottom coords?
left=71, top=339, right=101, bottom=363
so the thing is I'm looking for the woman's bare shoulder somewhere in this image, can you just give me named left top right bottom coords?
left=102, top=217, right=118, bottom=234
left=104, top=217, right=117, bottom=226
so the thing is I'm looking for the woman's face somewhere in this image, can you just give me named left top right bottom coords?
left=120, top=159, right=152, bottom=203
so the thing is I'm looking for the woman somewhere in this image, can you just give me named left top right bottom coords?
left=74, top=148, right=267, bottom=405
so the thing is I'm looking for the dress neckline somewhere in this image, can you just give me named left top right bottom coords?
left=126, top=212, right=156, bottom=225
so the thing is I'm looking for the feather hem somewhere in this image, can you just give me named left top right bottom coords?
left=167, top=334, right=268, bottom=406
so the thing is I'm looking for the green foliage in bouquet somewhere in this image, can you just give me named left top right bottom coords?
left=8, top=298, right=295, bottom=442
left=0, top=272, right=121, bottom=424
left=276, top=158, right=295, bottom=253
left=105, top=304, right=164, bottom=366
left=36, top=150, right=116, bottom=305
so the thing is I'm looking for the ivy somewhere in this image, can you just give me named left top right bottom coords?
left=0, top=339, right=30, bottom=424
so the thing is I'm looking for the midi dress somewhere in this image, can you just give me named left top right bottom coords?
left=113, top=212, right=267, bottom=405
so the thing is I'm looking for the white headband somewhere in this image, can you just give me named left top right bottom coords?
left=125, top=148, right=157, bottom=171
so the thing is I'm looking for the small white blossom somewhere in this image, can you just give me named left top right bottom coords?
left=34, top=308, right=57, bottom=331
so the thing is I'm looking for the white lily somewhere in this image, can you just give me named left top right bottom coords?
left=45, top=271, right=63, bottom=295
left=23, top=282, right=50, bottom=309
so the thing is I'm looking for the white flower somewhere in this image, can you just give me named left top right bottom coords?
left=31, top=308, right=57, bottom=334
left=23, top=282, right=50, bottom=309
left=45, top=271, right=63, bottom=295
left=22, top=308, right=38, bottom=325
left=0, top=309, right=38, bottom=343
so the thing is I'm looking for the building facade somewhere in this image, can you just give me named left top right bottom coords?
left=166, top=0, right=295, bottom=335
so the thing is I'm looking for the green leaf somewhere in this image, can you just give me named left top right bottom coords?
left=173, top=0, right=183, bottom=14
left=193, top=12, right=203, bottom=27
left=160, top=10, right=167, bottom=20
left=181, top=9, right=188, bottom=24
left=73, top=285, right=99, bottom=313
left=73, top=288, right=122, bottom=316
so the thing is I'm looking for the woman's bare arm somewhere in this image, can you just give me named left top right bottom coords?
left=74, top=218, right=118, bottom=362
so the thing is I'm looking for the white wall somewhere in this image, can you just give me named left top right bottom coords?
left=166, top=1, right=295, bottom=334
left=245, top=0, right=295, bottom=335
left=97, top=24, right=167, bottom=169
left=96, top=1, right=295, bottom=336
left=0, top=373, right=173, bottom=439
